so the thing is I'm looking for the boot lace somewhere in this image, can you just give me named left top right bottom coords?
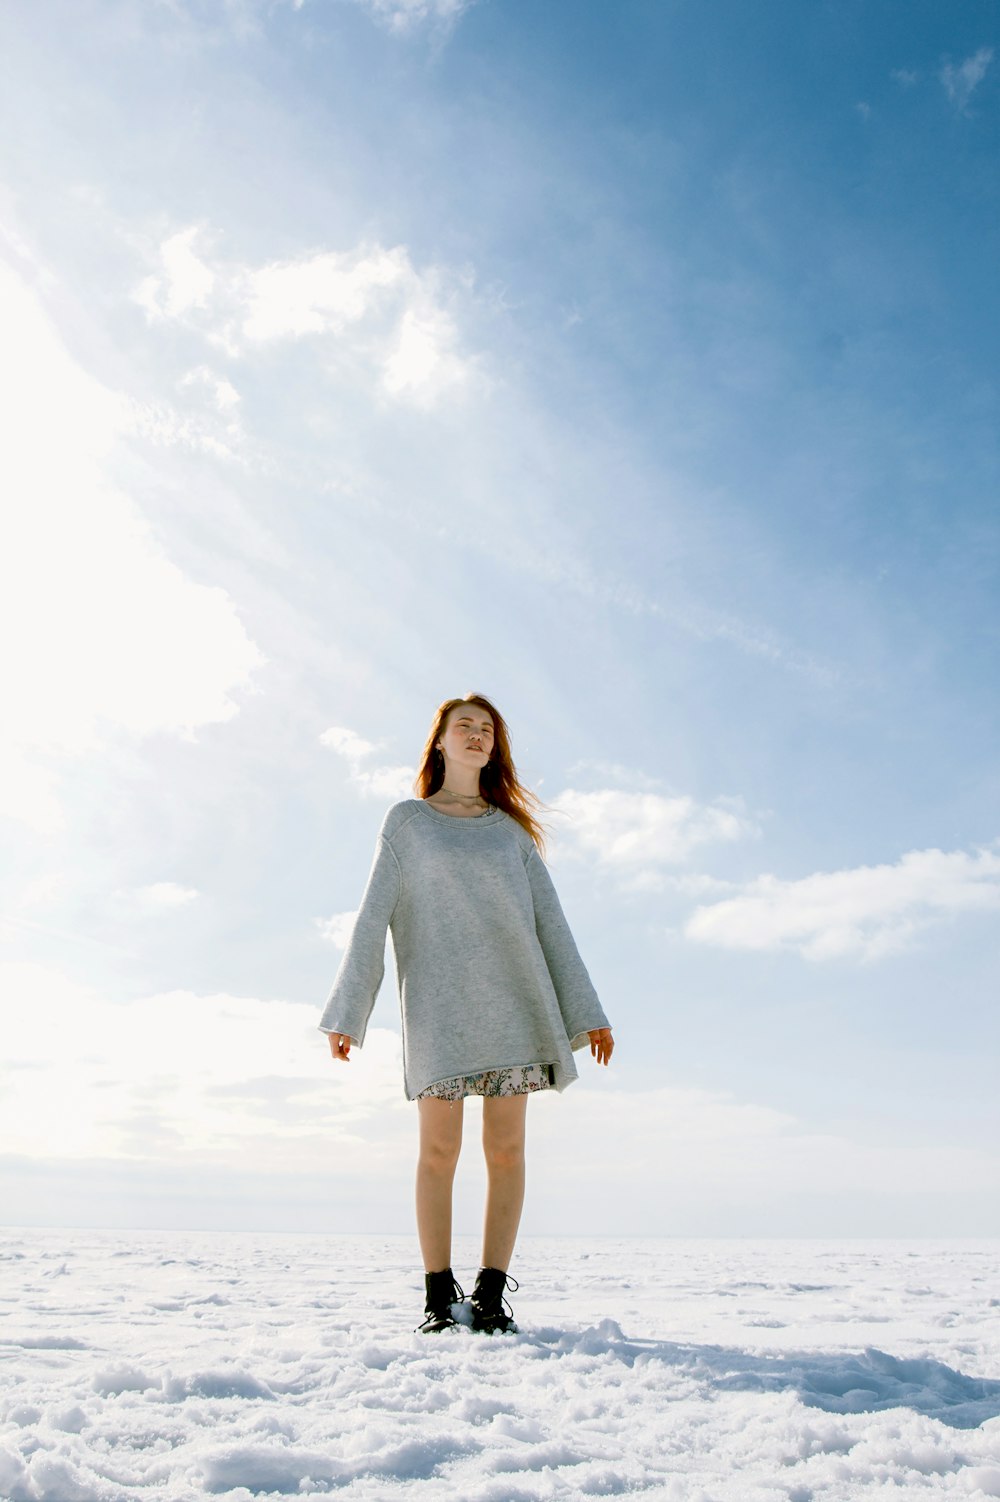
left=495, top=1272, right=519, bottom=1322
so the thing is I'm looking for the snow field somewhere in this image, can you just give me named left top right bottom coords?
left=1, top=1232, right=999, bottom=1500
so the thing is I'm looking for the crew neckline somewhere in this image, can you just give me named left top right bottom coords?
left=415, top=798, right=504, bottom=824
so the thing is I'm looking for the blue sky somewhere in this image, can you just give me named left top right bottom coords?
left=1, top=0, right=998, bottom=1238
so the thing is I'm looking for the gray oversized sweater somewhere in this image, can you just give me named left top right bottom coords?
left=317, top=798, right=610, bottom=1100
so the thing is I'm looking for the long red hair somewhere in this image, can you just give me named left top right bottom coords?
left=414, top=693, right=550, bottom=856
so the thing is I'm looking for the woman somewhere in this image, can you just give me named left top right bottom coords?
left=318, top=693, right=614, bottom=1336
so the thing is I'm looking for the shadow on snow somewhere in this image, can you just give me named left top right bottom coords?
left=528, top=1318, right=1000, bottom=1430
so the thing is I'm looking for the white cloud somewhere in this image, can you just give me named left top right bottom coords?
left=119, top=384, right=248, bottom=463
left=155, top=363, right=245, bottom=456
left=320, top=723, right=414, bottom=800
left=0, top=258, right=267, bottom=829
left=0, top=875, right=71, bottom=948
left=159, top=225, right=215, bottom=315
left=351, top=763, right=419, bottom=799
left=941, top=47, right=993, bottom=112
left=685, top=843, right=1000, bottom=961
left=179, top=366, right=240, bottom=413
left=548, top=789, right=760, bottom=875
left=320, top=726, right=380, bottom=760
left=132, top=231, right=480, bottom=409
left=317, top=910, right=359, bottom=948
left=241, top=244, right=407, bottom=341
left=382, top=303, right=470, bottom=406
left=1, top=962, right=409, bottom=1170
left=112, top=882, right=200, bottom=914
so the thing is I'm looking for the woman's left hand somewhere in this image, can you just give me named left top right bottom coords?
left=589, top=1027, right=614, bottom=1065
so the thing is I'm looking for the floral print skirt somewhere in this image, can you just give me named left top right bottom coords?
left=416, top=1063, right=555, bottom=1101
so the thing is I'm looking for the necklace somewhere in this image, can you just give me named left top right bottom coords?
left=439, top=786, right=485, bottom=804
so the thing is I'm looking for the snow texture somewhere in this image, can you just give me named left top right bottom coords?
left=1, top=1230, right=999, bottom=1500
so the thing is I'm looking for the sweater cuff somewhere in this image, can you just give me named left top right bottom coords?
left=318, top=1024, right=362, bottom=1048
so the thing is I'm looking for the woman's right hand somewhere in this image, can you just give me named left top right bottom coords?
left=589, top=1027, right=614, bottom=1065
left=328, top=1033, right=352, bottom=1063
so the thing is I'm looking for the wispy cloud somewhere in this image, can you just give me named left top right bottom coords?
left=345, top=0, right=476, bottom=35
left=940, top=47, right=993, bottom=113
left=320, top=725, right=414, bottom=800
left=646, top=596, right=845, bottom=686
left=127, top=223, right=846, bottom=687
left=493, top=541, right=848, bottom=687
left=133, top=229, right=481, bottom=409
left=685, top=843, right=1000, bottom=961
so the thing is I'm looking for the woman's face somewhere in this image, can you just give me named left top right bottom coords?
left=437, top=704, right=495, bottom=768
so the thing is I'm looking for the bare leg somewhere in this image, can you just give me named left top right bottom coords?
left=481, top=1094, right=528, bottom=1271
left=416, top=1098, right=464, bottom=1272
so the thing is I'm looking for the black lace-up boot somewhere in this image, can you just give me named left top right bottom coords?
left=416, top=1268, right=465, bottom=1333
left=470, top=1266, right=519, bottom=1334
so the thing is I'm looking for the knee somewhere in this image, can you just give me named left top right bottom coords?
left=419, top=1138, right=461, bottom=1176
left=483, top=1137, right=525, bottom=1173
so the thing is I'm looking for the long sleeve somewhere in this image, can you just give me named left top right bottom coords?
left=317, top=831, right=401, bottom=1046
left=524, top=847, right=610, bottom=1048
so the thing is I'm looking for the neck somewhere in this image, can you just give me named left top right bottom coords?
left=437, top=761, right=482, bottom=798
